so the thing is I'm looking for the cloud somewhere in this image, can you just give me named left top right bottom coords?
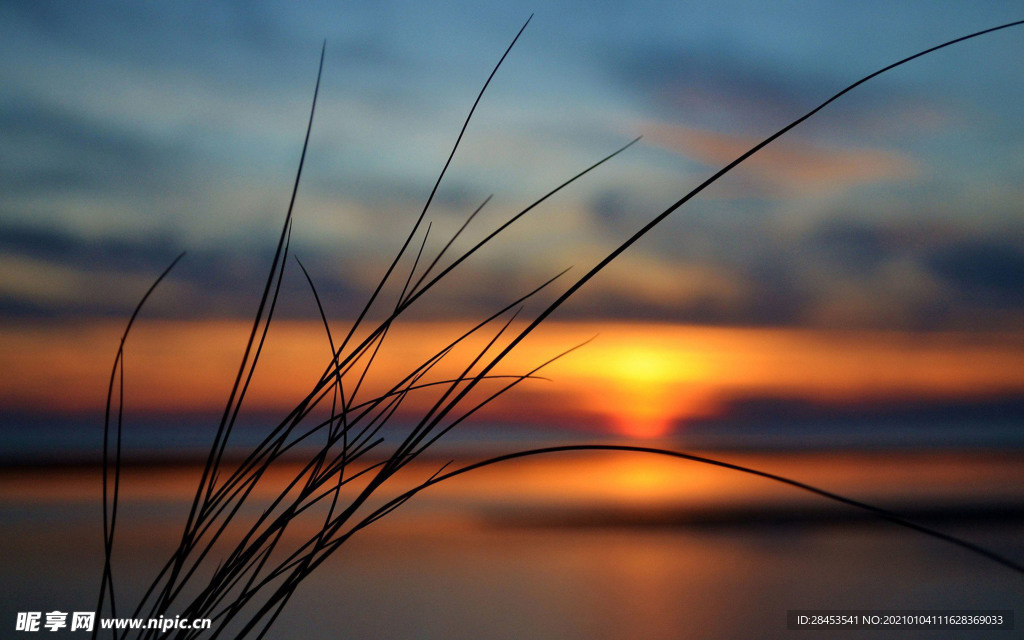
left=605, top=44, right=832, bottom=131
left=2, top=101, right=184, bottom=199
left=6, top=193, right=1024, bottom=333
left=600, top=34, right=958, bottom=146
left=640, top=121, right=919, bottom=197
left=808, top=218, right=897, bottom=275
left=0, top=221, right=327, bottom=319
left=925, top=239, right=1024, bottom=307
left=2, top=1, right=1021, bottom=336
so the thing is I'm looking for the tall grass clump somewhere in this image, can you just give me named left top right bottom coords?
left=94, top=16, right=1024, bottom=640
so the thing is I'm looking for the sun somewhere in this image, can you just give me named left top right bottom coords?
left=532, top=326, right=722, bottom=439
left=610, top=347, right=680, bottom=385
left=582, top=343, right=713, bottom=439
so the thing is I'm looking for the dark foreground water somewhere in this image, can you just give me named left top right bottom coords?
left=2, top=451, right=1022, bottom=639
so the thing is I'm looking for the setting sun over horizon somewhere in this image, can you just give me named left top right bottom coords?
left=5, top=319, right=1024, bottom=442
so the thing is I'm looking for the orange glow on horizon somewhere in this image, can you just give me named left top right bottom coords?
left=4, top=320, right=1024, bottom=440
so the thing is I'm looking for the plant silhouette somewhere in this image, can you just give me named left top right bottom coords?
left=94, top=16, right=1024, bottom=640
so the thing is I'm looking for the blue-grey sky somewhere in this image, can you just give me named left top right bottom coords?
left=2, top=1, right=1023, bottom=328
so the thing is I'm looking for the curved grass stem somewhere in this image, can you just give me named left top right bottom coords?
left=97, top=17, right=1024, bottom=639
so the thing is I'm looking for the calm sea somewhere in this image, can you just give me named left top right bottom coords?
left=2, top=445, right=1021, bottom=639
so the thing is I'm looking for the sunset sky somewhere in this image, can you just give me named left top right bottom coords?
left=2, top=2, right=1024, bottom=449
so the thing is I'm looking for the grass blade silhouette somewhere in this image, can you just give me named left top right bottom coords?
left=97, top=17, right=1024, bottom=640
